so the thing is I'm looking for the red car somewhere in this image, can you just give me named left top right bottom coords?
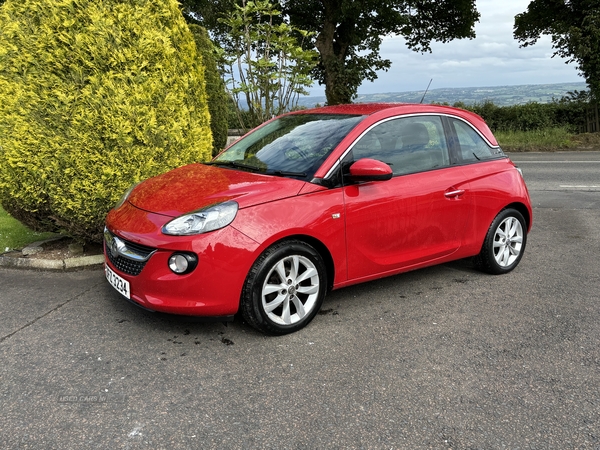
left=104, top=103, right=532, bottom=334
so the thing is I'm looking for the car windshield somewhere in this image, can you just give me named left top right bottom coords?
left=211, top=114, right=365, bottom=181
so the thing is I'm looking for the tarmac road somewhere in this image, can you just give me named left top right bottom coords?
left=1, top=152, right=599, bottom=449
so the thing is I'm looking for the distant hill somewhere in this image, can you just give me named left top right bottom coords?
left=297, top=82, right=588, bottom=108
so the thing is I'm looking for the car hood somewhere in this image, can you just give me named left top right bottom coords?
left=128, top=163, right=307, bottom=217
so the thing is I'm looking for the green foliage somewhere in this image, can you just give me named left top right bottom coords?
left=0, top=0, right=212, bottom=242
left=454, top=95, right=587, bottom=133
left=495, top=127, right=577, bottom=152
left=180, top=0, right=235, bottom=32
left=219, top=0, right=319, bottom=130
left=189, top=24, right=229, bottom=155
left=456, top=91, right=594, bottom=151
left=285, top=0, right=480, bottom=105
left=225, top=98, right=262, bottom=130
left=182, top=1, right=480, bottom=105
left=514, top=0, right=600, bottom=100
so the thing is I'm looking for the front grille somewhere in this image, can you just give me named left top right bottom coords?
left=105, top=246, right=147, bottom=276
left=104, top=229, right=156, bottom=276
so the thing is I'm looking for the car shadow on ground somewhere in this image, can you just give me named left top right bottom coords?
left=102, top=256, right=480, bottom=340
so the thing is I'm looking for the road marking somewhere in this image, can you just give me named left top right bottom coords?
left=560, top=185, right=600, bottom=188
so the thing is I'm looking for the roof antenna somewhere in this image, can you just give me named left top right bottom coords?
left=420, top=78, right=433, bottom=104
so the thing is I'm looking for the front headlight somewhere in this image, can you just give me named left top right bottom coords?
left=162, top=201, right=239, bottom=236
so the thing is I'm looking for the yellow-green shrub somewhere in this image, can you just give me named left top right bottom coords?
left=0, top=0, right=212, bottom=242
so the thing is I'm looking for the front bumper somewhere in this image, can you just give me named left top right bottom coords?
left=104, top=218, right=260, bottom=317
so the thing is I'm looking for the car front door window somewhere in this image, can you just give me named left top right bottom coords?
left=346, top=116, right=449, bottom=176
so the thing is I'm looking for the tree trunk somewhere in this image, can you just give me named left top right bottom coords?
left=315, top=5, right=351, bottom=105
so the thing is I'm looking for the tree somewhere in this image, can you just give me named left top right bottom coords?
left=219, top=0, right=318, bottom=129
left=182, top=0, right=479, bottom=105
left=189, top=24, right=230, bottom=155
left=0, top=0, right=212, bottom=242
left=181, top=0, right=235, bottom=31
left=286, top=0, right=479, bottom=105
left=514, top=0, right=600, bottom=100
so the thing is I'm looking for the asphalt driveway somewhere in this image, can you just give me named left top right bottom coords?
left=0, top=152, right=598, bottom=449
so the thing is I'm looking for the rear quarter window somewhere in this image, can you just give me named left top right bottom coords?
left=451, top=118, right=505, bottom=163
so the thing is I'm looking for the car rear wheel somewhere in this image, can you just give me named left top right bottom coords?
left=241, top=240, right=327, bottom=335
left=474, top=208, right=527, bottom=275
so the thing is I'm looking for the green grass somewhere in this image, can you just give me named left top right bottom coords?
left=0, top=205, right=57, bottom=252
left=495, top=127, right=578, bottom=152
left=497, top=128, right=600, bottom=152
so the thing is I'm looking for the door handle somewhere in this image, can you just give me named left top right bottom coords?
left=445, top=189, right=465, bottom=198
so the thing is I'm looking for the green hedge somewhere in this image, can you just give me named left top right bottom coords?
left=454, top=96, right=587, bottom=133
left=0, top=0, right=212, bottom=242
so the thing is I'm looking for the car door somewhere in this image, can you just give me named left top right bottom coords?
left=341, top=115, right=472, bottom=281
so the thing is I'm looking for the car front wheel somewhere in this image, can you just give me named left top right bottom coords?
left=474, top=208, right=527, bottom=275
left=241, top=240, right=327, bottom=335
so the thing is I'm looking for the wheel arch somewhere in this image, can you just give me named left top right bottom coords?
left=470, top=201, right=531, bottom=257
left=505, top=202, right=532, bottom=232
left=473, top=203, right=528, bottom=274
left=258, top=234, right=335, bottom=292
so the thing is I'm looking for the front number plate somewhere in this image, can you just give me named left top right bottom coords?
left=105, top=264, right=130, bottom=299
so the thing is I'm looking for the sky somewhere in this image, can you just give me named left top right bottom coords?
left=311, top=0, right=585, bottom=96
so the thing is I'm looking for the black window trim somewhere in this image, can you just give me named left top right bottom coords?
left=441, top=115, right=462, bottom=166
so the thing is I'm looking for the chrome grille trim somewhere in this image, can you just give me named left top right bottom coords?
left=104, top=228, right=156, bottom=276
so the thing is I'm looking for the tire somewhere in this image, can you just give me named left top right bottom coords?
left=241, top=240, right=327, bottom=335
left=474, top=208, right=527, bottom=275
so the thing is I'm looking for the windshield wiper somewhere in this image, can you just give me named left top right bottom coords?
left=207, top=162, right=306, bottom=178
left=267, top=170, right=307, bottom=178
left=205, top=161, right=262, bottom=172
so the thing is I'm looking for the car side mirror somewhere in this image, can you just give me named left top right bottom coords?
left=347, top=158, right=393, bottom=182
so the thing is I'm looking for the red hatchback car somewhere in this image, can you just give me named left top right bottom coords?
left=104, top=103, right=532, bottom=334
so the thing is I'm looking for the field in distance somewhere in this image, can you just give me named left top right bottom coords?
left=299, top=82, right=588, bottom=108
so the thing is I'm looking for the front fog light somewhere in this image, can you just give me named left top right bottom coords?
left=168, top=253, right=198, bottom=275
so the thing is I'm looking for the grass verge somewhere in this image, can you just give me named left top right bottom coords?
left=496, top=127, right=577, bottom=152
left=0, top=205, right=57, bottom=252
left=496, top=127, right=600, bottom=152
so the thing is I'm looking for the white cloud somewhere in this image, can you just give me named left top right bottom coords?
left=309, top=0, right=584, bottom=96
